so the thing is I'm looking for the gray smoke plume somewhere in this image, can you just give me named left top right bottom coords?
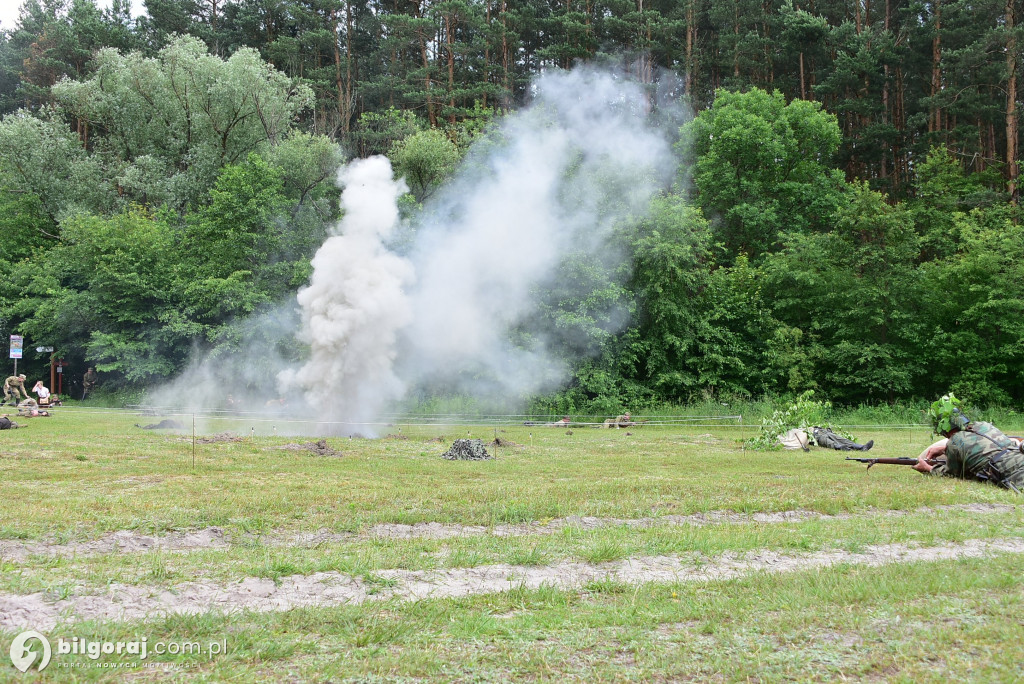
left=147, top=66, right=678, bottom=433
left=396, top=67, right=677, bottom=402
left=278, top=156, right=414, bottom=425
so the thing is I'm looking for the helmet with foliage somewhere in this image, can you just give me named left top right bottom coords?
left=927, top=393, right=970, bottom=436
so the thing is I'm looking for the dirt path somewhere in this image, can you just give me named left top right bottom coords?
left=0, top=504, right=1015, bottom=563
left=2, top=537, right=1023, bottom=631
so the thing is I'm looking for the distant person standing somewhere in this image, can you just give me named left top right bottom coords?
left=82, top=367, right=98, bottom=400
left=3, top=374, right=28, bottom=405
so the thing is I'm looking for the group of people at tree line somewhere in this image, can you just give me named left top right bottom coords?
left=0, top=367, right=100, bottom=428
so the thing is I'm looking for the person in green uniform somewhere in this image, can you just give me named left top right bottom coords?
left=82, top=367, right=98, bottom=400
left=2, top=374, right=28, bottom=405
left=914, top=394, right=1023, bottom=493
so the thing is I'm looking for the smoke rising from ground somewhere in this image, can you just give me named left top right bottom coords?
left=279, top=157, right=414, bottom=425
left=149, top=66, right=679, bottom=432
left=395, top=68, right=677, bottom=403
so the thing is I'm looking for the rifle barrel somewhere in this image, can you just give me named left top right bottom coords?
left=846, top=457, right=942, bottom=470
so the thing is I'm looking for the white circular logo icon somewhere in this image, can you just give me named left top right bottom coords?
left=9, top=630, right=51, bottom=672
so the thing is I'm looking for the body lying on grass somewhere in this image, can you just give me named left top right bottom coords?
left=0, top=414, right=22, bottom=429
left=777, top=427, right=873, bottom=452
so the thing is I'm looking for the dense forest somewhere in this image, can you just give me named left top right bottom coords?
left=0, top=0, right=1021, bottom=410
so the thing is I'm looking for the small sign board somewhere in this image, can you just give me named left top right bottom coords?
left=9, top=335, right=23, bottom=360
left=36, top=346, right=54, bottom=353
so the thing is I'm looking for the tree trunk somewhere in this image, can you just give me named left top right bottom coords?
left=346, top=2, right=355, bottom=132
left=733, top=1, right=740, bottom=78
left=483, top=0, right=490, bottom=108
left=930, top=0, right=942, bottom=134
left=414, top=1, right=437, bottom=127
left=501, top=0, right=510, bottom=101
left=1006, top=0, right=1019, bottom=204
left=331, top=8, right=346, bottom=138
left=895, top=65, right=906, bottom=191
left=685, top=0, right=696, bottom=96
left=446, top=9, right=456, bottom=124
left=799, top=51, right=806, bottom=99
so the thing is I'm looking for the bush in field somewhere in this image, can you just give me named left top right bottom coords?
left=747, top=390, right=851, bottom=450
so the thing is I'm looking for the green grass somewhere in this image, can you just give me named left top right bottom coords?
left=5, top=554, right=1022, bottom=682
left=2, top=407, right=1015, bottom=539
left=1, top=407, right=1022, bottom=682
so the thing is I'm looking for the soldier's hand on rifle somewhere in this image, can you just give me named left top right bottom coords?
left=913, top=457, right=934, bottom=473
left=914, top=438, right=948, bottom=472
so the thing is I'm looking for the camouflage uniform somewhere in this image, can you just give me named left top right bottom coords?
left=930, top=421, right=1024, bottom=491
left=3, top=375, right=28, bottom=404
left=82, top=368, right=98, bottom=399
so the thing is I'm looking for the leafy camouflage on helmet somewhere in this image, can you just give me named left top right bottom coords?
left=928, top=393, right=969, bottom=435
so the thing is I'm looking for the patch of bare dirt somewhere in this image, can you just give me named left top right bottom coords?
left=177, top=433, right=245, bottom=444
left=811, top=630, right=863, bottom=648
left=383, top=433, right=409, bottom=440
left=276, top=439, right=341, bottom=457
left=0, top=504, right=1016, bottom=562
left=0, top=528, right=229, bottom=563
left=366, top=509, right=837, bottom=539
left=3, top=537, right=1024, bottom=630
left=490, top=437, right=522, bottom=448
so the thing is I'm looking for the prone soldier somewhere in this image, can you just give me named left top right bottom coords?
left=603, top=411, right=633, bottom=428
left=914, top=394, right=1023, bottom=493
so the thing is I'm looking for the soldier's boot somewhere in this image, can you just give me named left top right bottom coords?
left=859, top=440, right=874, bottom=451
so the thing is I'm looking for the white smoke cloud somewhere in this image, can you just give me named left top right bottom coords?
left=146, top=65, right=679, bottom=433
left=396, top=67, right=677, bottom=401
left=279, top=156, right=414, bottom=426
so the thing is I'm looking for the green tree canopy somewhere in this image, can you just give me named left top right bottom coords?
left=681, top=87, right=846, bottom=263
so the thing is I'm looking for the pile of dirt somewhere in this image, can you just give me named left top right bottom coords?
left=490, top=437, right=522, bottom=448
left=279, top=439, right=341, bottom=457
left=426, top=436, right=446, bottom=443
left=442, top=439, right=492, bottom=460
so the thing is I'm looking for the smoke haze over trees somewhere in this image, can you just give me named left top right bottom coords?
left=0, top=0, right=1022, bottom=413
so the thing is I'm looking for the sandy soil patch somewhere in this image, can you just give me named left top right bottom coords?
left=363, top=503, right=1016, bottom=540
left=275, top=439, right=342, bottom=457
left=0, top=504, right=1015, bottom=562
left=2, top=537, right=1023, bottom=630
left=0, top=528, right=229, bottom=562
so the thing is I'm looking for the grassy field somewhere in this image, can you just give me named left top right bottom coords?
left=1, top=405, right=1022, bottom=682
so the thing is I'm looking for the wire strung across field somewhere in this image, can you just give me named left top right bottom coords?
left=41, top=405, right=939, bottom=432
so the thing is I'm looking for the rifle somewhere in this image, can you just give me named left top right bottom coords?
left=846, top=457, right=943, bottom=471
